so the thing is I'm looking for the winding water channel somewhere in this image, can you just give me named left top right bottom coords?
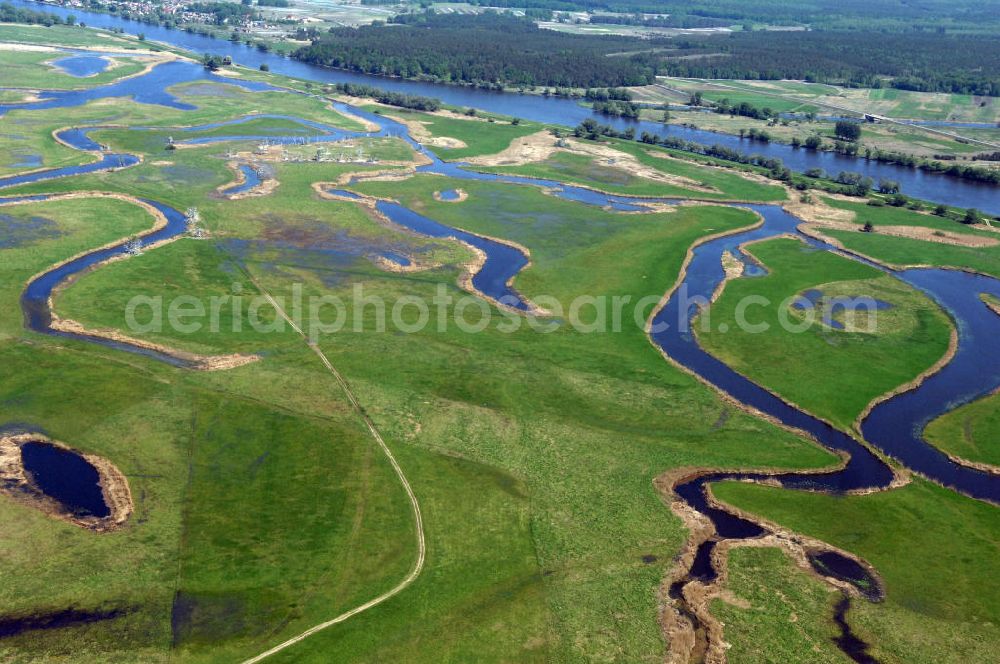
left=1, top=44, right=999, bottom=662
left=7, top=0, right=1000, bottom=215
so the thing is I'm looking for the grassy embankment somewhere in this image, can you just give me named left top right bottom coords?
left=0, top=23, right=154, bottom=50
left=819, top=199, right=1000, bottom=279
left=924, top=390, right=1000, bottom=468
left=474, top=139, right=787, bottom=201
left=365, top=105, right=544, bottom=160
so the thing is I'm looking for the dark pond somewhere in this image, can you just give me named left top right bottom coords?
left=20, top=441, right=109, bottom=518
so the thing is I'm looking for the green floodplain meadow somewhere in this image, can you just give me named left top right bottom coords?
left=0, top=23, right=997, bottom=663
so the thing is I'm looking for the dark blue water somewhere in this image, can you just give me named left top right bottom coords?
left=374, top=200, right=531, bottom=311
left=862, top=269, right=1000, bottom=497
left=380, top=250, right=412, bottom=267
left=438, top=189, right=461, bottom=201
left=220, top=164, right=261, bottom=195
left=15, top=195, right=194, bottom=367
left=20, top=441, right=110, bottom=517
left=6, top=0, right=999, bottom=214
left=52, top=54, right=110, bottom=78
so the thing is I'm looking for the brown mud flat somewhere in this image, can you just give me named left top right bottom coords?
left=982, top=295, right=1000, bottom=318
left=380, top=112, right=468, bottom=149
left=0, top=433, right=132, bottom=532
left=49, top=318, right=260, bottom=371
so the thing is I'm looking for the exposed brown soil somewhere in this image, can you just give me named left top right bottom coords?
left=48, top=318, right=260, bottom=372
left=463, top=130, right=557, bottom=166
left=464, top=134, right=718, bottom=195
left=786, top=195, right=998, bottom=248
left=383, top=114, right=468, bottom=149
left=654, top=467, right=887, bottom=664
left=0, top=433, right=133, bottom=532
left=983, top=295, right=1000, bottom=318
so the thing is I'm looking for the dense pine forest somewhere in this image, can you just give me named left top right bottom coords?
left=292, top=13, right=663, bottom=88
left=668, top=31, right=1000, bottom=96
left=469, top=0, right=1000, bottom=32
left=293, top=11, right=1000, bottom=96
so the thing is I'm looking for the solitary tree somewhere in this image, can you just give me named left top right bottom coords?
left=878, top=178, right=900, bottom=194
left=963, top=208, right=982, bottom=225
left=835, top=121, right=862, bottom=141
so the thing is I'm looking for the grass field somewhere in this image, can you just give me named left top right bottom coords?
left=476, top=140, right=787, bottom=201
left=368, top=106, right=544, bottom=160
left=924, top=390, right=1000, bottom=468
left=696, top=237, right=953, bottom=429
left=0, top=74, right=841, bottom=660
left=1, top=49, right=149, bottom=89
left=824, top=230, right=1000, bottom=280
left=0, top=23, right=152, bottom=50
left=711, top=547, right=846, bottom=663
left=1, top=24, right=998, bottom=663
left=822, top=197, right=998, bottom=237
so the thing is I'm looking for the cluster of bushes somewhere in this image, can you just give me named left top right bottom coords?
left=715, top=99, right=776, bottom=120
left=592, top=100, right=640, bottom=118
left=328, top=83, right=441, bottom=111
left=0, top=2, right=73, bottom=26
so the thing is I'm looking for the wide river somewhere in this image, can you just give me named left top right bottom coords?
left=7, top=0, right=1000, bottom=215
